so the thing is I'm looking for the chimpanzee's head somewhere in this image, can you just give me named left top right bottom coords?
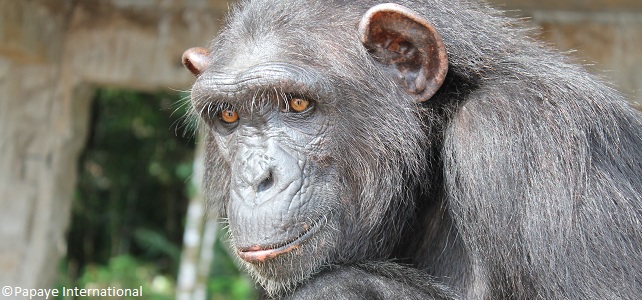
left=183, top=1, right=447, bottom=294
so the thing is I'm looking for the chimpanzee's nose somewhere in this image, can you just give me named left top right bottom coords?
left=233, top=140, right=301, bottom=206
left=240, top=157, right=274, bottom=193
left=256, top=171, right=274, bottom=193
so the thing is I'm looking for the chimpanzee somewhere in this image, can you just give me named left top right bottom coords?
left=181, top=0, right=642, bottom=299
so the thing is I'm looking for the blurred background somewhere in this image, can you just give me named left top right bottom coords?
left=0, top=0, right=640, bottom=299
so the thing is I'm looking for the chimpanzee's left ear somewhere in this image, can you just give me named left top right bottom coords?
left=359, top=3, right=448, bottom=102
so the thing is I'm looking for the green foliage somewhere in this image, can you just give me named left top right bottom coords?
left=133, top=228, right=182, bottom=262
left=59, top=88, right=256, bottom=299
left=68, top=88, right=194, bottom=271
left=54, top=255, right=174, bottom=300
left=208, top=276, right=256, bottom=300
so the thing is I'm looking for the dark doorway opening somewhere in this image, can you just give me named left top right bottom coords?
left=61, top=88, right=194, bottom=298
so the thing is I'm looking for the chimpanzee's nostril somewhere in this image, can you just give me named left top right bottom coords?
left=257, top=172, right=274, bottom=193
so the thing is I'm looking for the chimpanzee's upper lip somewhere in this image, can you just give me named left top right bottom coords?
left=237, top=219, right=323, bottom=263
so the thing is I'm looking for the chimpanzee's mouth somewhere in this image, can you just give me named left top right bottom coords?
left=237, top=218, right=324, bottom=263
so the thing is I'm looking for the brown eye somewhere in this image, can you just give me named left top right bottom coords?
left=289, top=97, right=310, bottom=113
left=219, top=109, right=239, bottom=124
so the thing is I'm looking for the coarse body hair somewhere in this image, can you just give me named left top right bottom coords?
left=192, top=0, right=642, bottom=298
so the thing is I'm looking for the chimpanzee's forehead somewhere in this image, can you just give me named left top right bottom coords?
left=218, top=35, right=284, bottom=72
left=206, top=16, right=328, bottom=76
left=191, top=4, right=358, bottom=103
left=192, top=60, right=330, bottom=102
left=223, top=0, right=365, bottom=47
left=190, top=0, right=378, bottom=106
left=191, top=54, right=336, bottom=110
left=227, top=0, right=363, bottom=29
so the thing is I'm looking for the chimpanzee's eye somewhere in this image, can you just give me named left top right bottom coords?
left=281, top=95, right=313, bottom=114
left=289, top=97, right=310, bottom=113
left=219, top=108, right=239, bottom=124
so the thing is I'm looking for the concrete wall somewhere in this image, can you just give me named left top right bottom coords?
left=489, top=0, right=642, bottom=108
left=0, top=0, right=639, bottom=291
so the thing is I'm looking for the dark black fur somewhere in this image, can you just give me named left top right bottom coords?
left=188, top=0, right=642, bottom=299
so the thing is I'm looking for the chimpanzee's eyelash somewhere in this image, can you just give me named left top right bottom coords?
left=199, top=102, right=236, bottom=121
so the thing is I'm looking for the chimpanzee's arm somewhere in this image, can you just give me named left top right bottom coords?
left=280, top=263, right=458, bottom=300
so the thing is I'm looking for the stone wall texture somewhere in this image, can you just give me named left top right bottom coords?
left=0, top=0, right=640, bottom=290
left=488, top=0, right=642, bottom=107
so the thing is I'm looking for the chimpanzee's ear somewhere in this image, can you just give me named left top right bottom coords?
left=182, top=47, right=210, bottom=77
left=359, top=3, right=448, bottom=102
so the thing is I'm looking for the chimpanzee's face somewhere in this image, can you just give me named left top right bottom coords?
left=189, top=36, right=348, bottom=287
left=197, top=89, right=340, bottom=265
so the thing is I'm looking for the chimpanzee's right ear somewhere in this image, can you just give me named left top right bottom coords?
left=182, top=47, right=210, bottom=77
left=359, top=3, right=448, bottom=102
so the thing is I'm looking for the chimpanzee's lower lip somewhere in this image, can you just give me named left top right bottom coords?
left=237, top=220, right=322, bottom=263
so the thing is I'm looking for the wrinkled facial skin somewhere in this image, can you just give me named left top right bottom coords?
left=193, top=86, right=343, bottom=287
left=214, top=96, right=334, bottom=250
